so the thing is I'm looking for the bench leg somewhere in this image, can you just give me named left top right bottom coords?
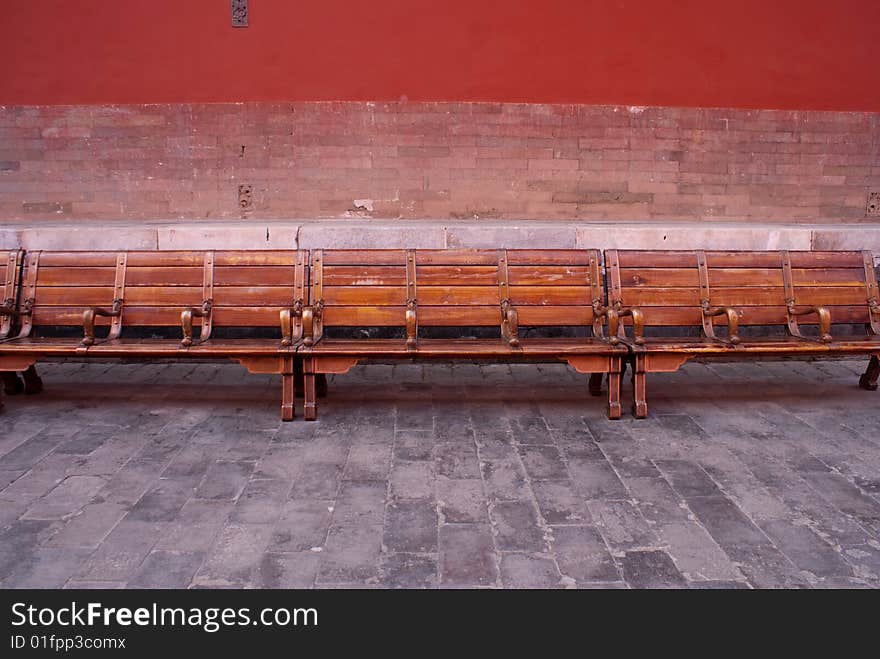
left=632, top=353, right=648, bottom=419
left=588, top=372, right=604, bottom=396
left=294, top=357, right=328, bottom=399
left=21, top=366, right=43, bottom=395
left=860, top=355, right=880, bottom=391
left=606, top=357, right=622, bottom=420
left=281, top=373, right=295, bottom=421
left=303, top=357, right=318, bottom=421
left=2, top=371, right=23, bottom=396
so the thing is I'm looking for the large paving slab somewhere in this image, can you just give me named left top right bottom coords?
left=0, top=358, right=879, bottom=589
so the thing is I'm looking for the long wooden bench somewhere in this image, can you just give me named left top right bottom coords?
left=295, top=248, right=628, bottom=419
left=604, top=249, right=880, bottom=417
left=0, top=250, right=309, bottom=420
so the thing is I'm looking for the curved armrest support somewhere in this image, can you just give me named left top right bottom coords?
left=608, top=307, right=645, bottom=346
left=82, top=299, right=123, bottom=347
left=405, top=302, right=418, bottom=350
left=280, top=309, right=293, bottom=347
left=280, top=298, right=304, bottom=347
left=302, top=307, right=315, bottom=346
left=301, top=300, right=324, bottom=347
left=500, top=301, right=519, bottom=348
left=180, top=300, right=212, bottom=348
left=790, top=305, right=833, bottom=343
left=704, top=306, right=741, bottom=345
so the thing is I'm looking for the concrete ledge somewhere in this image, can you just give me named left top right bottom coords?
left=1, top=220, right=878, bottom=262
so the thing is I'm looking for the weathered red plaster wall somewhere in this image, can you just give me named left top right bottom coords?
left=1, top=103, right=876, bottom=222
left=1, top=1, right=879, bottom=110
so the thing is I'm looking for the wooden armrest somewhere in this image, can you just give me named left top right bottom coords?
left=82, top=299, right=123, bottom=347
left=703, top=305, right=741, bottom=345
left=280, top=299, right=304, bottom=347
left=607, top=306, right=645, bottom=346
left=500, top=300, right=519, bottom=348
left=406, top=299, right=418, bottom=350
left=790, top=305, right=832, bottom=343
left=180, top=300, right=213, bottom=348
left=302, top=301, right=324, bottom=347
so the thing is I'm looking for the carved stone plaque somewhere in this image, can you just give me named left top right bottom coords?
left=232, top=0, right=249, bottom=27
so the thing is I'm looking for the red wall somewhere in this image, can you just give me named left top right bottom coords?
left=1, top=0, right=879, bottom=110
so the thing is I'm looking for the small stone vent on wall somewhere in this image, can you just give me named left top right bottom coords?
left=231, top=0, right=248, bottom=27
left=868, top=192, right=880, bottom=216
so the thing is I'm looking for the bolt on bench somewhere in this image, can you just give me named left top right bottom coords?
left=295, top=248, right=628, bottom=420
left=604, top=249, right=880, bottom=417
left=0, top=250, right=308, bottom=420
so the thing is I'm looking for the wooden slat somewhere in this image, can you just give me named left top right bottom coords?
left=213, top=251, right=301, bottom=266
left=416, top=266, right=497, bottom=286
left=615, top=250, right=865, bottom=269
left=37, top=266, right=192, bottom=287
left=418, top=286, right=499, bottom=306
left=322, top=250, right=406, bottom=266
left=212, top=286, right=297, bottom=306
left=790, top=268, right=867, bottom=286
left=32, top=306, right=289, bottom=327
left=787, top=252, right=865, bottom=268
left=631, top=305, right=871, bottom=327
left=507, top=250, right=592, bottom=265
left=322, top=306, right=404, bottom=326
left=415, top=250, right=498, bottom=266
left=323, top=286, right=406, bottom=306
left=518, top=306, right=595, bottom=326
left=419, top=306, right=504, bottom=326
left=38, top=252, right=120, bottom=267
left=508, top=266, right=592, bottom=286
left=37, top=285, right=301, bottom=307
left=322, top=265, right=406, bottom=286
left=623, top=286, right=866, bottom=307
left=34, top=287, right=117, bottom=306
left=618, top=268, right=700, bottom=287
left=37, top=250, right=303, bottom=268
left=619, top=268, right=866, bottom=289
left=508, top=286, right=592, bottom=306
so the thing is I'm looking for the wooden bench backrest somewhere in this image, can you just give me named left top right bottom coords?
left=311, top=248, right=604, bottom=335
left=1, top=250, right=25, bottom=339
left=21, top=250, right=307, bottom=336
left=606, top=249, right=879, bottom=331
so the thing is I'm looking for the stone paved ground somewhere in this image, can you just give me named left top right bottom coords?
left=1, top=358, right=879, bottom=589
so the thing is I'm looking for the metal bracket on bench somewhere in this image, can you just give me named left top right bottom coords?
left=588, top=250, right=606, bottom=338
left=181, top=251, right=215, bottom=348
left=697, top=250, right=740, bottom=345
left=497, top=249, right=519, bottom=347
left=303, top=250, right=324, bottom=346
left=0, top=251, right=23, bottom=339
left=281, top=251, right=307, bottom=347
left=864, top=251, right=880, bottom=335
left=405, top=250, right=418, bottom=350
left=782, top=250, right=832, bottom=343
left=81, top=252, right=127, bottom=348
left=6, top=251, right=40, bottom=341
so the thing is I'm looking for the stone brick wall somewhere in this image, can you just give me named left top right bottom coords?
left=0, top=102, right=878, bottom=223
